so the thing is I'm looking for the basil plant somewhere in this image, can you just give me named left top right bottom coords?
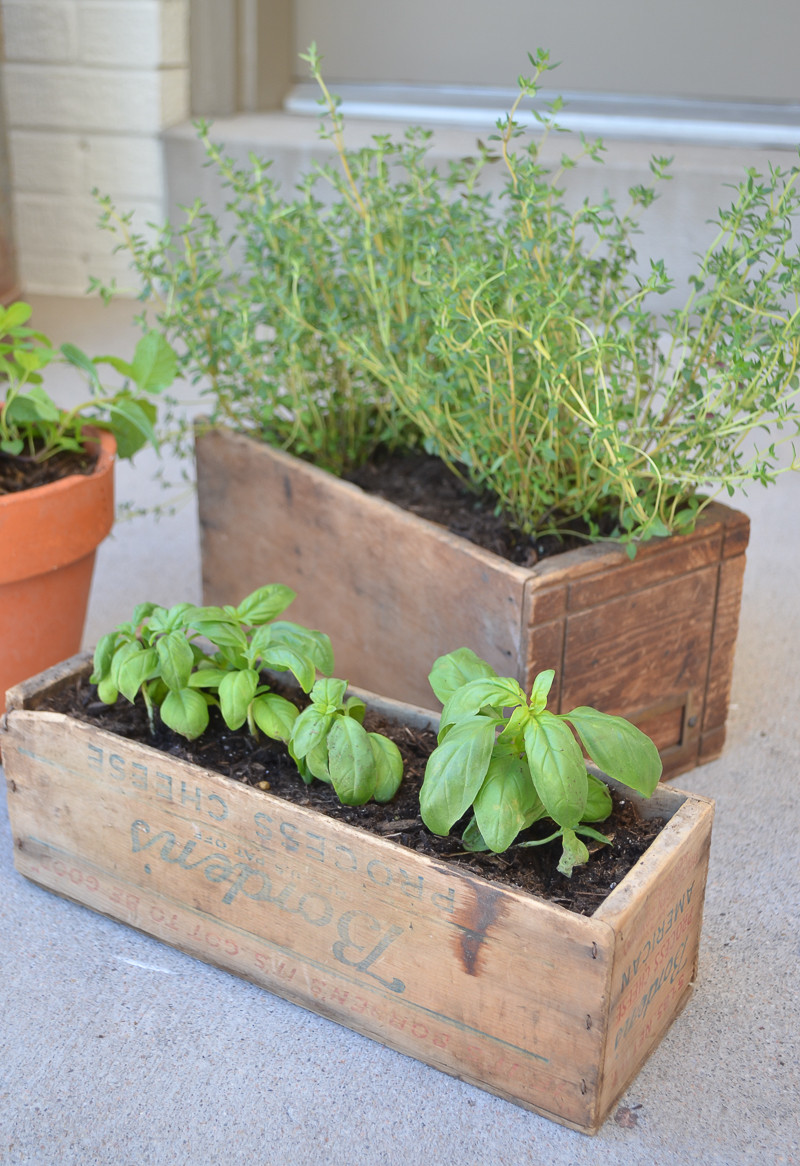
left=420, top=648, right=662, bottom=876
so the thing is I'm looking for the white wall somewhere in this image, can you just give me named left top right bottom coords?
left=1, top=0, right=189, bottom=295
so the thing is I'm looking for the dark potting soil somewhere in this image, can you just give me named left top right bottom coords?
left=41, top=674, right=668, bottom=917
left=345, top=450, right=612, bottom=565
left=0, top=447, right=96, bottom=495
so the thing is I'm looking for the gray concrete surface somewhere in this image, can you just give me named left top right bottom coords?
left=1, top=295, right=799, bottom=1165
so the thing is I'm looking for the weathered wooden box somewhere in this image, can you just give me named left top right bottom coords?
left=3, top=657, right=715, bottom=1134
left=196, top=426, right=749, bottom=778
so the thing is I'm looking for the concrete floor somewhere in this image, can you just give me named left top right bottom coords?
left=1, top=295, right=799, bottom=1165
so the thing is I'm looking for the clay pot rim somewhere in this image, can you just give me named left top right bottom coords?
left=0, top=426, right=116, bottom=507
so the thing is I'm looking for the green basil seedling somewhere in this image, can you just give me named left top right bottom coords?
left=420, top=647, right=662, bottom=876
left=91, top=584, right=333, bottom=742
left=290, top=678, right=403, bottom=806
left=91, top=585, right=404, bottom=808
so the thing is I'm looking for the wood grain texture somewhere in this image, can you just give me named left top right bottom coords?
left=195, top=428, right=750, bottom=777
left=2, top=659, right=714, bottom=1134
left=196, top=429, right=530, bottom=705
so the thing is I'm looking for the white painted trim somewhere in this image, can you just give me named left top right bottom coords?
left=285, top=82, right=800, bottom=150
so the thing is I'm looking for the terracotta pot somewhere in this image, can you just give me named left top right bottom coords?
left=0, top=430, right=115, bottom=715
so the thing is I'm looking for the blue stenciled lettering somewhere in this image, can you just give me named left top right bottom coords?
left=332, top=911, right=405, bottom=993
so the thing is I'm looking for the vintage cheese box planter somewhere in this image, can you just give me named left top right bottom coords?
left=3, top=655, right=714, bottom=1134
left=196, top=426, right=749, bottom=779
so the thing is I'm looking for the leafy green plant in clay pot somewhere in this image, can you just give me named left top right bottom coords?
left=90, top=47, right=798, bottom=769
left=3, top=588, right=714, bottom=1133
left=0, top=300, right=176, bottom=713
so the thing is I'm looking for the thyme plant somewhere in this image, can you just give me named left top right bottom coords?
left=94, top=45, right=800, bottom=546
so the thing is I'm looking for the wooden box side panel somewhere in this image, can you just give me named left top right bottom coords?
left=4, top=708, right=618, bottom=1132
left=196, top=429, right=529, bottom=709
left=523, top=506, right=748, bottom=778
left=700, top=550, right=747, bottom=758
left=594, top=794, right=715, bottom=1118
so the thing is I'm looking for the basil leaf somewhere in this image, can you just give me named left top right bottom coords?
left=419, top=716, right=496, bottom=836
left=260, top=643, right=316, bottom=693
left=160, top=688, right=210, bottom=740
left=428, top=647, right=498, bottom=704
left=369, top=733, right=403, bottom=802
left=440, top=676, right=525, bottom=729
left=473, top=753, right=539, bottom=853
left=326, top=715, right=376, bottom=805
left=291, top=704, right=333, bottom=759
left=523, top=712, right=587, bottom=828
left=235, top=584, right=296, bottom=625
left=251, top=692, right=298, bottom=742
left=156, top=630, right=195, bottom=691
left=218, top=668, right=259, bottom=730
left=117, top=647, right=159, bottom=703
left=557, top=828, right=590, bottom=878
left=582, top=772, right=613, bottom=823
left=563, top=706, right=662, bottom=795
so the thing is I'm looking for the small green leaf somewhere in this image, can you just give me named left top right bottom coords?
left=110, top=639, right=146, bottom=689
left=131, top=601, right=159, bottom=627
left=156, top=630, right=194, bottom=691
left=251, top=692, right=299, bottom=742
left=235, top=584, right=296, bottom=625
left=440, top=676, right=525, bottom=729
left=5, top=385, right=60, bottom=425
left=60, top=343, right=101, bottom=389
left=557, top=828, right=590, bottom=877
left=129, top=330, right=177, bottom=393
left=419, top=716, right=496, bottom=836
left=462, top=816, right=490, bottom=852
left=107, top=398, right=158, bottom=458
left=328, top=715, right=376, bottom=805
left=94, top=354, right=132, bottom=379
left=563, top=707, right=662, bottom=795
left=308, top=677, right=349, bottom=713
left=473, top=753, right=539, bottom=853
left=218, top=668, right=259, bottom=730
left=91, top=631, right=118, bottom=682
left=266, top=621, right=334, bottom=676
left=160, top=688, right=210, bottom=739
left=117, top=647, right=159, bottom=702
left=260, top=643, right=316, bottom=692
left=582, top=772, right=614, bottom=822
left=189, top=619, right=248, bottom=652
left=291, top=704, right=333, bottom=759
left=344, top=695, right=366, bottom=723
left=96, top=675, right=119, bottom=705
left=428, top=647, right=498, bottom=704
left=523, top=712, right=587, bottom=828
left=186, top=668, right=229, bottom=689
left=529, top=668, right=555, bottom=714
left=0, top=301, right=32, bottom=330
left=369, top=733, right=403, bottom=802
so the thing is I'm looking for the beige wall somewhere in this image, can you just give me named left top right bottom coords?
left=1, top=0, right=189, bottom=296
left=295, top=0, right=800, bottom=103
left=0, top=11, right=17, bottom=301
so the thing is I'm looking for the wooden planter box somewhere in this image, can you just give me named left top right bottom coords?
left=195, top=427, right=749, bottom=779
left=3, top=656, right=715, bottom=1135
